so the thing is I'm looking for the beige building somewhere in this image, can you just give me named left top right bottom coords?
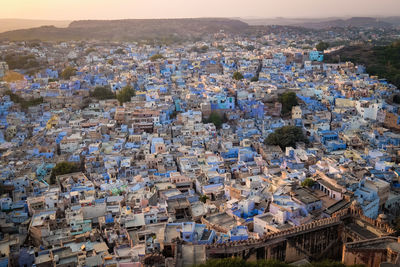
left=0, top=62, right=8, bottom=78
left=291, top=106, right=302, bottom=119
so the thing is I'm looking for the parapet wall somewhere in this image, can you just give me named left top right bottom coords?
left=205, top=206, right=395, bottom=249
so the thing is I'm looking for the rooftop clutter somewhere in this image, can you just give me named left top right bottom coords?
left=0, top=32, right=400, bottom=266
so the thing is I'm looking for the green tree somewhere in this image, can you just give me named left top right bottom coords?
left=90, top=86, right=115, bottom=100
left=114, top=48, right=125, bottom=54
left=85, top=48, right=96, bottom=55
left=204, top=112, right=226, bottom=129
left=170, top=110, right=178, bottom=119
left=305, top=260, right=360, bottom=267
left=394, top=216, right=400, bottom=235
left=4, top=53, right=40, bottom=70
left=4, top=90, right=43, bottom=110
left=301, top=178, right=315, bottom=187
left=2, top=71, right=24, bottom=82
left=190, top=46, right=209, bottom=53
left=195, top=258, right=250, bottom=267
left=246, top=45, right=255, bottom=51
left=60, top=66, right=76, bottom=80
left=195, top=258, right=291, bottom=267
left=316, top=41, right=329, bottom=51
left=193, top=258, right=360, bottom=267
left=255, top=260, right=292, bottom=267
left=324, top=40, right=400, bottom=87
left=27, top=41, right=41, bottom=48
left=251, top=76, right=259, bottom=82
left=116, top=85, right=136, bottom=105
left=279, top=91, right=298, bottom=115
left=200, top=45, right=209, bottom=52
left=50, top=162, right=80, bottom=184
left=199, top=195, right=209, bottom=203
left=233, top=71, right=244, bottom=81
left=393, top=94, right=400, bottom=104
left=150, top=54, right=164, bottom=61
left=265, top=126, right=307, bottom=150
left=393, top=74, right=400, bottom=89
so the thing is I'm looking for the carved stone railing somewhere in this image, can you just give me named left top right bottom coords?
left=206, top=207, right=395, bottom=252
left=206, top=214, right=342, bottom=250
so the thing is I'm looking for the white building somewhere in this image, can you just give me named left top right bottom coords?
left=0, top=62, right=9, bottom=78
left=355, top=100, right=382, bottom=121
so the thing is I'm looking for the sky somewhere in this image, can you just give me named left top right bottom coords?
left=1, top=0, right=400, bottom=20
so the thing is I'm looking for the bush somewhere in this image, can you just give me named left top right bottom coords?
left=265, top=126, right=307, bottom=150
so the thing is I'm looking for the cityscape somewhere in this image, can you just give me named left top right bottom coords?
left=1, top=1, right=400, bottom=267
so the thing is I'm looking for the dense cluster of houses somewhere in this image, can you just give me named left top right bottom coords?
left=0, top=34, right=400, bottom=266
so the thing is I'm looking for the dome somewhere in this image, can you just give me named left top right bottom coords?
left=378, top=213, right=388, bottom=219
left=377, top=213, right=388, bottom=223
left=351, top=200, right=361, bottom=208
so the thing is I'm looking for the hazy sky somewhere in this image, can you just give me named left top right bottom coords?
left=1, top=0, right=400, bottom=20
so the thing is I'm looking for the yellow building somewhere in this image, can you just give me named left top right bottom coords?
left=46, top=115, right=59, bottom=130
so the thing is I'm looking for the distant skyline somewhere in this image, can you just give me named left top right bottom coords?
left=1, top=0, right=400, bottom=20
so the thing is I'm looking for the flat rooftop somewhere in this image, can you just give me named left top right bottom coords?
left=205, top=212, right=236, bottom=229
left=293, top=188, right=320, bottom=204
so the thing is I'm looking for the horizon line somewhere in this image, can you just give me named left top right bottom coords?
left=0, top=15, right=399, bottom=21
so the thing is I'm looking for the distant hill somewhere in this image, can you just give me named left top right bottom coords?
left=380, top=16, right=400, bottom=26
left=0, top=19, right=70, bottom=33
left=0, top=18, right=250, bottom=41
left=242, top=17, right=394, bottom=29
left=294, top=17, right=392, bottom=29
left=325, top=41, right=400, bottom=87
left=241, top=17, right=342, bottom=26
